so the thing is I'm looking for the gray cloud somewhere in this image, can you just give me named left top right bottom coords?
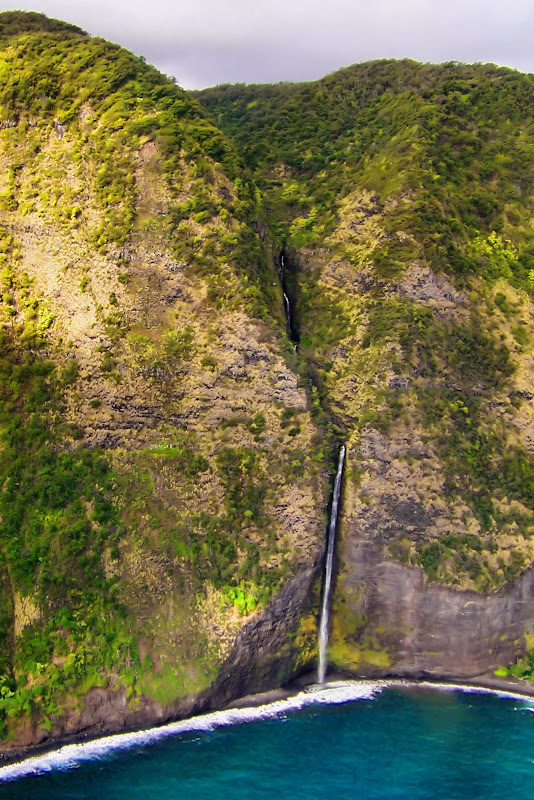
left=1, top=0, right=533, bottom=88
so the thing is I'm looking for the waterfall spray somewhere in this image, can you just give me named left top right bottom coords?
left=317, top=445, right=346, bottom=684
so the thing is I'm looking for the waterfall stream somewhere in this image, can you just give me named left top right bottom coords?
left=317, top=445, right=346, bottom=684
left=279, top=252, right=299, bottom=350
left=283, top=292, right=292, bottom=335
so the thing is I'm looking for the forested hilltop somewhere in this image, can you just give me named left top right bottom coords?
left=197, top=63, right=534, bottom=677
left=0, top=12, right=328, bottom=753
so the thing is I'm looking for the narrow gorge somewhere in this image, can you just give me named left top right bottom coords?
left=279, top=252, right=300, bottom=349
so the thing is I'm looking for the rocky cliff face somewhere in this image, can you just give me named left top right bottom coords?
left=4, top=17, right=534, bottom=759
left=302, top=239, right=534, bottom=681
left=199, top=62, right=534, bottom=686
left=0, top=13, right=328, bottom=755
left=4, top=560, right=321, bottom=758
left=331, top=533, right=534, bottom=679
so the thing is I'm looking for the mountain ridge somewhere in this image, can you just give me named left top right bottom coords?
left=196, top=58, right=534, bottom=676
left=2, top=11, right=534, bottom=758
left=0, top=11, right=328, bottom=755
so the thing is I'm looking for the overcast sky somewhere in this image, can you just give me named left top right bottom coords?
left=1, top=0, right=533, bottom=89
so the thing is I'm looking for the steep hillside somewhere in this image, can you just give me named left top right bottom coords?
left=0, top=13, right=329, bottom=754
left=198, top=61, right=534, bottom=678
left=4, top=13, right=534, bottom=756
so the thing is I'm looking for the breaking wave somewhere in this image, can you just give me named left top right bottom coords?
left=2, top=678, right=533, bottom=784
left=0, top=680, right=382, bottom=783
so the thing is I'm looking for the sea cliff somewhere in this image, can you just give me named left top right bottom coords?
left=3, top=12, right=534, bottom=758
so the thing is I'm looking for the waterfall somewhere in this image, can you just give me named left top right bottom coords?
left=317, top=444, right=346, bottom=684
left=280, top=252, right=291, bottom=334
left=280, top=251, right=299, bottom=351
left=283, top=292, right=292, bottom=335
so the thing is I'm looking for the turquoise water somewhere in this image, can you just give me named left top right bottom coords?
left=1, top=682, right=534, bottom=799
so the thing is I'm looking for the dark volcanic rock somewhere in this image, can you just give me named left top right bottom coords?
left=336, top=535, right=534, bottom=678
left=207, top=561, right=320, bottom=705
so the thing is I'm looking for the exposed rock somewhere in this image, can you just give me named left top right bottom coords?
left=333, top=535, right=534, bottom=678
left=0, top=557, right=322, bottom=761
left=0, top=20, right=327, bottom=758
left=394, top=265, right=465, bottom=316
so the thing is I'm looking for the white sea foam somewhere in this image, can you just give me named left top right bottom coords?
left=0, top=680, right=381, bottom=783
left=3, top=677, right=532, bottom=783
left=392, top=679, right=534, bottom=705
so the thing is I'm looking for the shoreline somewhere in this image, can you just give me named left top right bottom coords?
left=1, top=670, right=534, bottom=778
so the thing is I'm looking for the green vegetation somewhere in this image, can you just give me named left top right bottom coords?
left=198, top=59, right=534, bottom=365
left=0, top=12, right=326, bottom=744
left=6, top=7, right=534, bottom=742
left=495, top=633, right=534, bottom=682
left=0, top=11, right=278, bottom=322
left=198, top=61, right=534, bottom=284
left=199, top=60, right=534, bottom=591
left=0, top=11, right=85, bottom=44
left=0, top=327, right=133, bottom=736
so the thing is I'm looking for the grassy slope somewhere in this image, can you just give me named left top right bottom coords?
left=0, top=14, right=327, bottom=743
left=198, top=61, right=534, bottom=670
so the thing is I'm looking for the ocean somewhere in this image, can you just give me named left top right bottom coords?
left=1, top=681, right=534, bottom=799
